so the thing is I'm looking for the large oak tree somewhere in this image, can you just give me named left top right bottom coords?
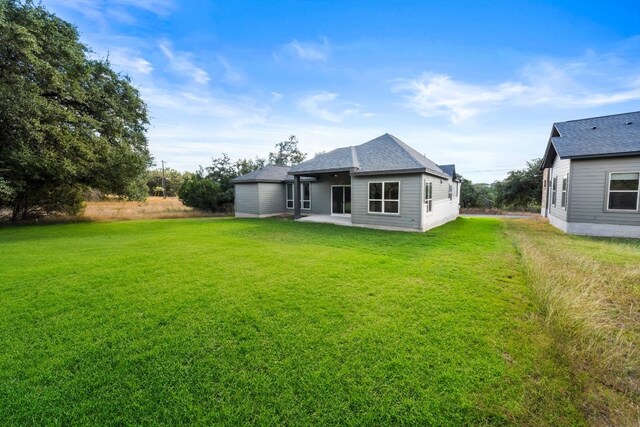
left=0, top=0, right=151, bottom=220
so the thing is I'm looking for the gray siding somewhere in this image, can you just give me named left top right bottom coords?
left=257, top=183, right=285, bottom=215
left=568, top=157, right=640, bottom=226
left=427, top=174, right=452, bottom=201
left=548, top=156, right=570, bottom=221
left=234, top=183, right=259, bottom=215
left=351, top=174, right=422, bottom=230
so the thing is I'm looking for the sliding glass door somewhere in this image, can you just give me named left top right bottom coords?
left=332, top=186, right=351, bottom=215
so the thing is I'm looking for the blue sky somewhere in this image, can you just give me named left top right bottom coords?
left=46, top=0, right=640, bottom=182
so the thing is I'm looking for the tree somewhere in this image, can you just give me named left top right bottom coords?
left=269, top=135, right=307, bottom=166
left=146, top=167, right=185, bottom=197
left=497, top=158, right=543, bottom=209
left=178, top=169, right=220, bottom=212
left=0, top=1, right=151, bottom=220
left=178, top=154, right=265, bottom=212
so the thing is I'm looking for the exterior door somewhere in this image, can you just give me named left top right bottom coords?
left=332, top=186, right=351, bottom=215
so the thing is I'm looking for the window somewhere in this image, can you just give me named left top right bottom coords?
left=286, top=182, right=310, bottom=210
left=286, top=183, right=294, bottom=209
left=369, top=181, right=399, bottom=214
left=560, top=174, right=568, bottom=210
left=608, top=172, right=639, bottom=211
left=454, top=182, right=458, bottom=197
left=424, top=181, right=433, bottom=213
left=551, top=177, right=557, bottom=207
left=448, top=183, right=453, bottom=200
left=301, top=182, right=311, bottom=210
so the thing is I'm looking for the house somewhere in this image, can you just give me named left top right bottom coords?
left=232, top=133, right=461, bottom=232
left=540, top=111, right=640, bottom=238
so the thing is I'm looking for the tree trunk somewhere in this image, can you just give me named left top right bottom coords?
left=11, top=204, right=19, bottom=221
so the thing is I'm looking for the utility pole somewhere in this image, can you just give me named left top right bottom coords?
left=161, top=160, right=167, bottom=198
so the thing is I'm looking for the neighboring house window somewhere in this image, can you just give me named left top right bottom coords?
left=560, top=174, right=568, bottom=210
left=286, top=183, right=294, bottom=209
left=608, top=172, right=640, bottom=211
left=424, top=181, right=433, bottom=213
left=369, top=181, right=399, bottom=214
left=551, top=177, right=557, bottom=207
left=448, top=183, right=453, bottom=200
left=301, top=182, right=311, bottom=210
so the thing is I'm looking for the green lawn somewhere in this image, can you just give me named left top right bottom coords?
left=0, top=218, right=585, bottom=425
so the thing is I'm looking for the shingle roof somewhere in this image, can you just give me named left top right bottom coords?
left=438, top=164, right=456, bottom=178
left=230, top=164, right=290, bottom=183
left=289, top=133, right=450, bottom=178
left=541, top=111, right=640, bottom=168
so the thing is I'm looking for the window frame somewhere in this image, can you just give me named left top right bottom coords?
left=285, top=183, right=294, bottom=209
left=551, top=176, right=557, bottom=207
left=606, top=171, right=640, bottom=212
left=285, top=182, right=311, bottom=210
left=368, top=181, right=400, bottom=215
left=560, top=174, right=568, bottom=210
left=424, top=181, right=433, bottom=213
left=301, top=182, right=311, bottom=210
left=448, top=182, right=453, bottom=200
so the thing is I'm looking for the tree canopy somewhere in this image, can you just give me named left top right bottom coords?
left=268, top=135, right=307, bottom=166
left=0, top=0, right=151, bottom=220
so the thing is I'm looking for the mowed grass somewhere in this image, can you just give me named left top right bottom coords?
left=0, top=218, right=585, bottom=425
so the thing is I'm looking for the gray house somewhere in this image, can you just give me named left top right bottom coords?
left=540, top=111, right=640, bottom=238
left=232, top=134, right=460, bottom=232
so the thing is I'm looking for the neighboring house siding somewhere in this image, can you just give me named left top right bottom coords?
left=257, top=183, right=285, bottom=215
left=351, top=173, right=422, bottom=230
left=568, top=157, right=640, bottom=226
left=548, top=156, right=571, bottom=221
left=235, top=183, right=259, bottom=215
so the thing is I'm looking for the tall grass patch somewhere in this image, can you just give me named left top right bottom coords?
left=506, top=218, right=639, bottom=426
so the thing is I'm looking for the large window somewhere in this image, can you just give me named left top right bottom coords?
left=551, top=177, right=557, bottom=207
left=369, top=181, right=399, bottom=214
left=286, top=183, right=294, bottom=209
left=560, top=174, right=568, bottom=210
left=285, top=182, right=311, bottom=210
left=424, top=181, right=433, bottom=213
left=608, top=172, right=639, bottom=211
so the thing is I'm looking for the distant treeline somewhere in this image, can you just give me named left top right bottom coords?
left=460, top=158, right=542, bottom=211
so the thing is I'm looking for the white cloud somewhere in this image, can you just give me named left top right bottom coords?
left=217, top=56, right=244, bottom=84
left=46, top=0, right=174, bottom=25
left=394, top=51, right=640, bottom=123
left=282, top=38, right=330, bottom=62
left=107, top=48, right=153, bottom=75
left=298, top=91, right=361, bottom=123
left=159, top=41, right=210, bottom=84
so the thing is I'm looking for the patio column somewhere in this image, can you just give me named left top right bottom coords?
left=294, top=175, right=301, bottom=219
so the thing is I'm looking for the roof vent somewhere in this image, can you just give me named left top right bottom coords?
left=592, top=126, right=597, bottom=129
left=626, top=121, right=633, bottom=125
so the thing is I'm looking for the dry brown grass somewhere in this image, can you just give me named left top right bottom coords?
left=81, top=197, right=217, bottom=221
left=506, top=217, right=640, bottom=426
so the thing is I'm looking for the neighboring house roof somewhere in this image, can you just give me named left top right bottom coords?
left=438, top=164, right=456, bottom=179
left=541, top=111, right=640, bottom=169
left=230, top=164, right=291, bottom=183
left=289, top=133, right=451, bottom=178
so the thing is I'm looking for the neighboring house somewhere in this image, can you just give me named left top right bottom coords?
left=232, top=133, right=461, bottom=232
left=540, top=111, right=640, bottom=238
